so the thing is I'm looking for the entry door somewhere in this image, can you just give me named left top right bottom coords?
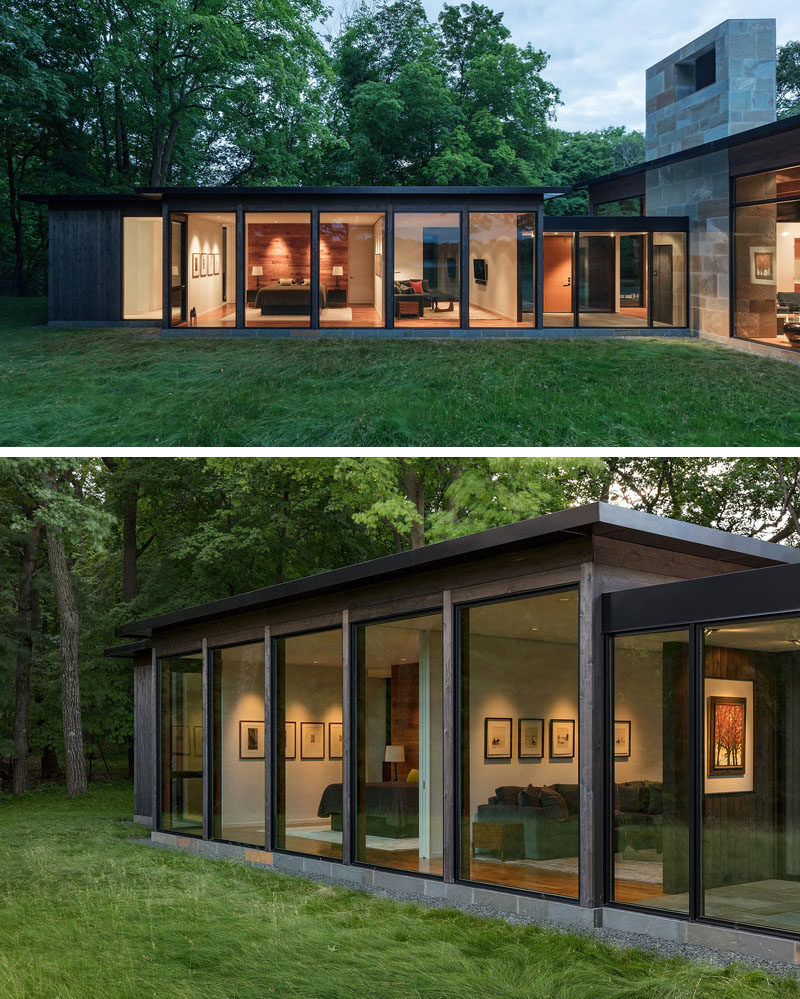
left=348, top=225, right=373, bottom=303
left=543, top=235, right=573, bottom=313
left=170, top=219, right=187, bottom=325
left=653, top=245, right=674, bottom=325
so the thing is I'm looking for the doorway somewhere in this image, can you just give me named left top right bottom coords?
left=543, top=234, right=574, bottom=325
left=653, top=244, right=674, bottom=326
left=170, top=218, right=187, bottom=325
left=348, top=225, right=374, bottom=303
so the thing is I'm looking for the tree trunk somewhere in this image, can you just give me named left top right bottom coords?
left=121, top=483, right=140, bottom=601
left=12, top=522, right=42, bottom=794
left=401, top=461, right=426, bottom=548
left=46, top=518, right=87, bottom=797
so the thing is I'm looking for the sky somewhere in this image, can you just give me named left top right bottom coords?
left=327, top=2, right=800, bottom=133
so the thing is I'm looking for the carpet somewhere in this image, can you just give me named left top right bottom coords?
left=288, top=826, right=419, bottom=852
left=320, top=307, right=353, bottom=322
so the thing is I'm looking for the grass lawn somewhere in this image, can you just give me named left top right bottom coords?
left=1, top=782, right=798, bottom=999
left=4, top=297, right=800, bottom=445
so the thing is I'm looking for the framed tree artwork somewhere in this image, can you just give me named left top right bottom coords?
left=484, top=717, right=512, bottom=759
left=285, top=721, right=296, bottom=760
left=300, top=722, right=325, bottom=760
left=328, top=722, right=343, bottom=760
left=707, top=697, right=746, bottom=775
left=239, top=720, right=264, bottom=759
left=549, top=719, right=575, bottom=758
left=518, top=717, right=544, bottom=758
left=614, top=720, right=631, bottom=758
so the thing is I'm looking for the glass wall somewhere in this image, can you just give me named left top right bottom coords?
left=459, top=588, right=579, bottom=896
left=245, top=212, right=311, bottom=328
left=733, top=166, right=800, bottom=349
left=355, top=612, right=443, bottom=874
left=320, top=213, right=385, bottom=327
left=160, top=653, right=204, bottom=835
left=612, top=631, right=690, bottom=913
left=394, top=213, right=460, bottom=327
left=169, top=212, right=236, bottom=328
left=122, top=217, right=162, bottom=319
left=275, top=627, right=342, bottom=858
left=578, top=232, right=648, bottom=327
left=468, top=213, right=535, bottom=328
left=702, top=616, right=800, bottom=933
left=212, top=641, right=265, bottom=846
left=543, top=232, right=575, bottom=327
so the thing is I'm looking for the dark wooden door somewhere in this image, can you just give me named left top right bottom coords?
left=582, top=236, right=614, bottom=312
left=653, top=244, right=674, bottom=325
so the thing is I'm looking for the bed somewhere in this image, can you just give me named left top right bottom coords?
left=254, top=282, right=327, bottom=316
left=317, top=781, right=419, bottom=837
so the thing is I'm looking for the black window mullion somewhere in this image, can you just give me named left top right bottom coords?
left=689, top=622, right=703, bottom=921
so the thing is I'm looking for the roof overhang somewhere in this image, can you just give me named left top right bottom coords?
left=117, top=503, right=800, bottom=640
left=105, top=640, right=152, bottom=659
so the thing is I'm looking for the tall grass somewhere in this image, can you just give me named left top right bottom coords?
left=2, top=298, right=800, bottom=445
left=0, top=783, right=798, bottom=998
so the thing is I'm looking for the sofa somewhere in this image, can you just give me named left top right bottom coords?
left=473, top=783, right=579, bottom=861
left=614, top=779, right=663, bottom=853
left=777, top=292, right=800, bottom=315
left=393, top=279, right=456, bottom=318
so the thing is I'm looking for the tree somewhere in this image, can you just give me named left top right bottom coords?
left=545, top=127, right=645, bottom=215
left=777, top=41, right=800, bottom=119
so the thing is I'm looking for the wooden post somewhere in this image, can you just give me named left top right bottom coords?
left=578, top=561, right=604, bottom=907
left=264, top=625, right=273, bottom=850
left=310, top=206, right=320, bottom=330
left=442, top=589, right=456, bottom=883
left=161, top=200, right=169, bottom=331
left=202, top=638, right=210, bottom=840
left=235, top=203, right=245, bottom=330
left=341, top=610, right=353, bottom=864
left=385, top=208, right=395, bottom=329
left=459, top=210, right=469, bottom=330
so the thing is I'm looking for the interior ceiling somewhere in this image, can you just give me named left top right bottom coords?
left=245, top=212, right=311, bottom=223
left=617, top=616, right=800, bottom=653
left=320, top=213, right=383, bottom=226
left=189, top=212, right=235, bottom=223
left=466, top=589, right=579, bottom=646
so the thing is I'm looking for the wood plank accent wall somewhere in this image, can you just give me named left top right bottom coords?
left=390, top=662, right=419, bottom=780
left=702, top=645, right=777, bottom=890
left=133, top=660, right=153, bottom=820
left=320, top=224, right=349, bottom=295
left=49, top=209, right=121, bottom=320
left=247, top=223, right=310, bottom=287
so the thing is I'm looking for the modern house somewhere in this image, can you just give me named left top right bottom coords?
left=109, top=502, right=800, bottom=963
left=29, top=18, right=800, bottom=353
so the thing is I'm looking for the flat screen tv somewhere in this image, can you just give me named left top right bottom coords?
left=473, top=258, right=487, bottom=284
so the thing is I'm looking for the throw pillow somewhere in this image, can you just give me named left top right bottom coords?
left=393, top=282, right=402, bottom=294
left=554, top=783, right=579, bottom=815
left=518, top=784, right=541, bottom=808
left=406, top=768, right=419, bottom=784
left=409, top=280, right=423, bottom=294
left=539, top=785, right=569, bottom=821
left=494, top=785, right=525, bottom=806
left=278, top=277, right=293, bottom=286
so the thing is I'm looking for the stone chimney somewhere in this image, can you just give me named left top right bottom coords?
left=645, top=19, right=776, bottom=161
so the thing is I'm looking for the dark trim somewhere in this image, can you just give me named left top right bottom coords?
left=105, top=640, right=152, bottom=658
left=135, top=185, right=571, bottom=197
left=689, top=623, right=702, bottom=920
left=603, top=633, right=614, bottom=904
left=120, top=503, right=799, bottom=639
left=385, top=208, right=394, bottom=329
left=543, top=216, right=689, bottom=233
left=535, top=208, right=544, bottom=330
left=342, top=611, right=354, bottom=865
left=459, top=208, right=469, bottom=330
left=235, top=203, right=245, bottom=330
left=310, top=205, right=320, bottom=330
left=202, top=638, right=210, bottom=841
left=647, top=233, right=654, bottom=328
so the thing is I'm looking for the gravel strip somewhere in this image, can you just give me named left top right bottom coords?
left=131, top=837, right=800, bottom=978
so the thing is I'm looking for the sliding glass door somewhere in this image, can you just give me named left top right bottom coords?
left=160, top=653, right=204, bottom=835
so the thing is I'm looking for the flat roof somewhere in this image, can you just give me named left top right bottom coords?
left=116, top=503, right=800, bottom=640
left=24, top=184, right=573, bottom=205
left=587, top=110, right=800, bottom=189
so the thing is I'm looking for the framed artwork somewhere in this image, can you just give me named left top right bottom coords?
left=484, top=717, right=512, bottom=759
left=550, top=719, right=575, bottom=758
left=214, top=253, right=220, bottom=275
left=374, top=253, right=382, bottom=277
left=285, top=721, right=296, bottom=760
left=172, top=725, right=189, bottom=756
left=300, top=722, right=325, bottom=760
left=614, top=720, right=631, bottom=758
left=707, top=697, right=746, bottom=776
left=200, top=253, right=207, bottom=276
left=239, top=720, right=264, bottom=760
left=328, top=722, right=343, bottom=760
left=750, top=246, right=775, bottom=285
left=518, top=717, right=544, bottom=759
left=192, top=724, right=203, bottom=757
left=191, top=253, right=200, bottom=277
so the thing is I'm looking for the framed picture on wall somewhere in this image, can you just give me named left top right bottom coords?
left=191, top=253, right=200, bottom=277
left=192, top=725, right=203, bottom=757
left=614, top=720, right=631, bottom=758
left=484, top=717, right=512, bottom=759
left=285, top=721, right=296, bottom=760
left=200, top=253, right=207, bottom=276
left=374, top=253, right=382, bottom=278
left=172, top=725, right=189, bottom=756
left=750, top=245, right=775, bottom=285
left=707, top=697, right=746, bottom=776
left=300, top=722, right=325, bottom=760
left=549, top=719, right=575, bottom=758
left=239, top=720, right=265, bottom=759
left=518, top=717, right=544, bottom=758
left=328, top=722, right=343, bottom=760
left=214, top=253, right=221, bottom=275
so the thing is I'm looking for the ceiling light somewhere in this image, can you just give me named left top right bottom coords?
left=530, top=627, right=539, bottom=632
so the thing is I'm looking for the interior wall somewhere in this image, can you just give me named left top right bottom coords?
left=365, top=677, right=386, bottom=782
left=373, top=219, right=384, bottom=318
left=613, top=646, right=665, bottom=782
left=468, top=214, right=517, bottom=320
left=468, top=636, right=579, bottom=810
left=734, top=202, right=779, bottom=339
left=285, top=664, right=342, bottom=826
left=220, top=646, right=265, bottom=830
left=187, top=216, right=226, bottom=317
left=776, top=223, right=800, bottom=292
left=394, top=217, right=426, bottom=282
left=123, top=218, right=162, bottom=317
left=320, top=225, right=349, bottom=294
left=247, top=222, right=310, bottom=288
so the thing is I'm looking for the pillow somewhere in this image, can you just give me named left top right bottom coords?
left=393, top=282, right=402, bottom=294
left=278, top=277, right=293, bottom=286
left=421, top=279, right=430, bottom=292
left=494, top=785, right=525, bottom=806
left=554, top=783, right=579, bottom=815
left=406, top=768, right=419, bottom=784
left=518, top=784, right=541, bottom=808
left=409, top=280, right=423, bottom=294
left=539, top=785, right=569, bottom=821
left=398, top=281, right=411, bottom=293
